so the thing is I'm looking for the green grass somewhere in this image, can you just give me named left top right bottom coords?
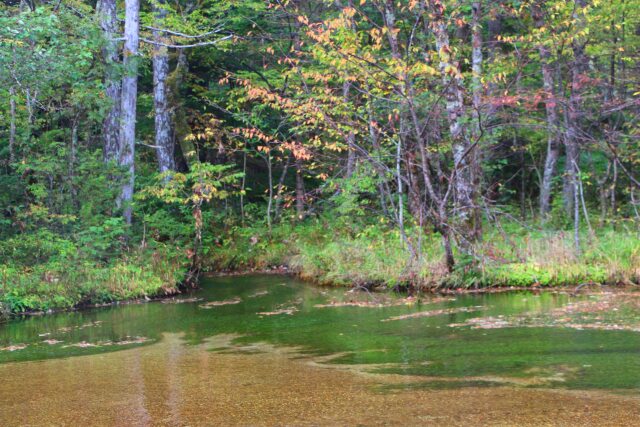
left=2, top=213, right=637, bottom=319
left=205, top=216, right=640, bottom=289
left=0, top=245, right=187, bottom=316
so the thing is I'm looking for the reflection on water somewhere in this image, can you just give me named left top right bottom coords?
left=0, top=275, right=639, bottom=425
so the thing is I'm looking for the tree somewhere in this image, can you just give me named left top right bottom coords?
left=97, top=0, right=121, bottom=163
left=533, top=1, right=561, bottom=218
left=151, top=0, right=175, bottom=177
left=118, top=0, right=140, bottom=225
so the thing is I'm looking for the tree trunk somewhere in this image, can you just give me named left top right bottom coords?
left=343, top=81, right=356, bottom=178
left=240, top=149, right=247, bottom=221
left=97, top=0, right=121, bottom=163
left=429, top=0, right=474, bottom=250
left=533, top=3, right=561, bottom=217
left=274, top=155, right=292, bottom=220
left=565, top=0, right=588, bottom=253
left=9, top=87, right=16, bottom=165
left=118, top=0, right=140, bottom=225
left=295, top=158, right=305, bottom=220
left=152, top=0, right=175, bottom=178
left=266, top=152, right=273, bottom=230
left=69, top=116, right=79, bottom=210
left=470, top=1, right=483, bottom=240
left=171, top=50, right=197, bottom=169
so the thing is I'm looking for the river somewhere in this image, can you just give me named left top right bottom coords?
left=1, top=274, right=639, bottom=425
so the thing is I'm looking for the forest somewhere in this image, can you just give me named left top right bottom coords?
left=1, top=0, right=639, bottom=315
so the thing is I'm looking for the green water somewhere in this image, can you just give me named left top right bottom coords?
left=1, top=274, right=639, bottom=391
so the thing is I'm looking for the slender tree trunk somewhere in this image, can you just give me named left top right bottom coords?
left=470, top=1, right=483, bottom=240
left=97, top=0, right=121, bottom=163
left=343, top=81, right=356, bottom=178
left=171, top=50, right=197, bottom=169
left=442, top=228, right=455, bottom=272
left=9, top=87, right=16, bottom=165
left=152, top=0, right=175, bottom=178
left=565, top=0, right=588, bottom=253
left=396, top=137, right=404, bottom=241
left=274, top=155, right=291, bottom=220
left=405, top=148, right=422, bottom=220
left=118, top=0, right=140, bottom=225
left=69, top=116, right=79, bottom=210
left=429, top=0, right=474, bottom=250
left=533, top=3, right=561, bottom=217
left=24, top=88, right=35, bottom=146
left=240, top=149, right=247, bottom=222
left=295, top=158, right=305, bottom=220
left=611, top=159, right=617, bottom=214
left=266, top=152, right=273, bottom=230
left=338, top=0, right=357, bottom=179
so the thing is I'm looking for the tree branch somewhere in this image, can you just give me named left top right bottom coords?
left=140, top=35, right=232, bottom=49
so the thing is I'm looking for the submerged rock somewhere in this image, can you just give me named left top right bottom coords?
left=199, top=297, right=242, bottom=308
left=381, top=306, right=483, bottom=322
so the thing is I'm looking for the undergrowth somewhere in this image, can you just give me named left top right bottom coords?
left=206, top=215, right=640, bottom=290
left=0, top=236, right=187, bottom=316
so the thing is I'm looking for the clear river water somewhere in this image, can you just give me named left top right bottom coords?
left=1, top=274, right=639, bottom=425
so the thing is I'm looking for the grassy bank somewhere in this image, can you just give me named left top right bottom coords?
left=205, top=217, right=640, bottom=289
left=3, top=215, right=638, bottom=318
left=0, top=238, right=188, bottom=318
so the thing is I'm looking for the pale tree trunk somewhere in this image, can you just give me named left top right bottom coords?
left=266, top=153, right=273, bottom=230
left=429, top=0, right=474, bottom=250
left=152, top=0, right=176, bottom=177
left=565, top=0, right=588, bottom=253
left=9, top=87, right=16, bottom=165
left=470, top=1, right=483, bottom=241
left=118, top=0, right=140, bottom=225
left=97, top=0, right=121, bottom=163
left=533, top=3, right=561, bottom=217
left=295, top=158, right=305, bottom=220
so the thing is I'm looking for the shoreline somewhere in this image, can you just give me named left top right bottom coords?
left=4, top=266, right=637, bottom=321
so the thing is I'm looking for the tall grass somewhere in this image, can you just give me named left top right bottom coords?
left=0, top=246, right=186, bottom=315
left=206, top=218, right=640, bottom=289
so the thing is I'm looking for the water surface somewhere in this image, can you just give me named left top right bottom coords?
left=1, top=275, right=639, bottom=425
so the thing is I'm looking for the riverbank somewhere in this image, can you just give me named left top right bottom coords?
left=0, top=245, right=187, bottom=318
left=206, top=219, right=640, bottom=290
left=2, top=218, right=638, bottom=318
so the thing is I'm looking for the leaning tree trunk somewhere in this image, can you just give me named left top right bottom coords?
left=152, top=0, right=176, bottom=178
left=97, top=0, right=121, bottom=163
left=533, top=2, right=561, bottom=218
left=118, top=0, right=140, bottom=225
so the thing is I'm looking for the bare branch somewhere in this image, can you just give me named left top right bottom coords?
left=142, top=25, right=224, bottom=39
left=140, top=35, right=232, bottom=49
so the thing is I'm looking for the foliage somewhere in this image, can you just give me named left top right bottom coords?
left=0, top=1, right=639, bottom=317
